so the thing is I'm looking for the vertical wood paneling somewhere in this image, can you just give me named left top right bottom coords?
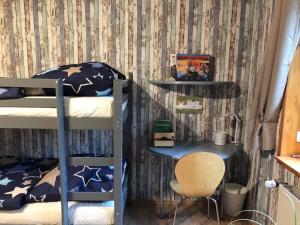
left=7, top=0, right=16, bottom=76
left=0, top=0, right=285, bottom=212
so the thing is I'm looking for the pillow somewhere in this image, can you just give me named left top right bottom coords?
left=30, top=62, right=126, bottom=96
left=25, top=165, right=100, bottom=203
left=0, top=170, right=42, bottom=209
left=0, top=87, right=23, bottom=99
left=0, top=159, right=57, bottom=210
left=26, top=160, right=127, bottom=203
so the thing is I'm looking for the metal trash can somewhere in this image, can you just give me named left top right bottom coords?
left=224, top=183, right=248, bottom=216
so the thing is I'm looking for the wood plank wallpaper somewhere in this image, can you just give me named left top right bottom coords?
left=0, top=0, right=286, bottom=215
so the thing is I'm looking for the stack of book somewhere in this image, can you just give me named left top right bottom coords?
left=153, top=120, right=175, bottom=147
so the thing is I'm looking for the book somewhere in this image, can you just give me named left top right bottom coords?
left=175, top=54, right=215, bottom=81
left=154, top=140, right=175, bottom=147
left=154, top=120, right=173, bottom=133
left=154, top=132, right=175, bottom=140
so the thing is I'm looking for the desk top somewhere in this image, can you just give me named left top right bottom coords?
left=148, top=142, right=242, bottom=160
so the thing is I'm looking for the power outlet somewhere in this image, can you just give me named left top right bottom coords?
left=297, top=131, right=300, bottom=143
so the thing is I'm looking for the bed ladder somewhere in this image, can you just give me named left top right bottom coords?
left=56, top=79, right=127, bottom=225
left=55, top=79, right=69, bottom=225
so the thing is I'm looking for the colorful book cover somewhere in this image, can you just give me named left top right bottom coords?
left=175, top=54, right=214, bottom=81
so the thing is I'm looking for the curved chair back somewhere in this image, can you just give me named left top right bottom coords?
left=175, top=152, right=225, bottom=197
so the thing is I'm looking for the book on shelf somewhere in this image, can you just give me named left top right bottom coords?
left=171, top=54, right=215, bottom=81
left=154, top=140, right=175, bottom=147
left=154, top=132, right=175, bottom=140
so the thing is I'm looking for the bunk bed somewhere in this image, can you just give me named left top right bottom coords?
left=0, top=77, right=130, bottom=225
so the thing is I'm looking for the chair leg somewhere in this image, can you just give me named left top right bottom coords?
left=172, top=196, right=182, bottom=225
left=208, top=197, right=220, bottom=225
left=206, top=197, right=210, bottom=219
left=168, top=190, right=172, bottom=219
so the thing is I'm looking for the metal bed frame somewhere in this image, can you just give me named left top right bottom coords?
left=0, top=78, right=130, bottom=225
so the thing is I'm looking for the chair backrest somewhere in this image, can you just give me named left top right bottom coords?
left=175, top=152, right=225, bottom=197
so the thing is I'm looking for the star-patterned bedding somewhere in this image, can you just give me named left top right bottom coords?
left=0, top=87, right=23, bottom=99
left=0, top=158, right=57, bottom=210
left=0, top=62, right=126, bottom=98
left=0, top=157, right=126, bottom=210
left=30, top=62, right=126, bottom=96
left=26, top=161, right=127, bottom=204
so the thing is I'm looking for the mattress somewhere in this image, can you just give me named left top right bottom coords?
left=0, top=201, right=114, bottom=225
left=0, top=96, right=128, bottom=118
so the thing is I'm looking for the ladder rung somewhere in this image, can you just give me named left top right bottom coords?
left=69, top=157, right=114, bottom=166
left=68, top=191, right=114, bottom=201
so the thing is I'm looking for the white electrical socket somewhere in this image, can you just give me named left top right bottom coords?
left=297, top=131, right=300, bottom=143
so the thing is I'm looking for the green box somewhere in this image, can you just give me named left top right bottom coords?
left=154, top=120, right=173, bottom=133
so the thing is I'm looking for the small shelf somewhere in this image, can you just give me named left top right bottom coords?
left=276, top=156, right=300, bottom=177
left=149, top=80, right=233, bottom=86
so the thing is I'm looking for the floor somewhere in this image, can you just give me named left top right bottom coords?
left=124, top=200, right=250, bottom=225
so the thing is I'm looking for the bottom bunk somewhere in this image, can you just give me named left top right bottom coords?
left=0, top=201, right=114, bottom=225
left=0, top=156, right=128, bottom=225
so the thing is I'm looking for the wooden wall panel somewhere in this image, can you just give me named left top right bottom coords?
left=0, top=0, right=280, bottom=212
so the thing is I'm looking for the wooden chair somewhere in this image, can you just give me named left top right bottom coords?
left=169, top=152, right=225, bottom=225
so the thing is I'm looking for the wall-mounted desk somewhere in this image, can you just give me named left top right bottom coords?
left=148, top=142, right=242, bottom=219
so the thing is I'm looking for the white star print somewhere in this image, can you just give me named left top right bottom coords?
left=106, top=174, right=113, bottom=180
left=0, top=200, right=4, bottom=208
left=93, top=73, right=104, bottom=79
left=63, top=78, right=93, bottom=94
left=29, top=194, right=46, bottom=202
left=0, top=89, right=8, bottom=95
left=74, top=166, right=102, bottom=187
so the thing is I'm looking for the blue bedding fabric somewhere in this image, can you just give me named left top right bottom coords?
left=0, top=87, right=24, bottom=99
left=0, top=158, right=57, bottom=210
left=31, top=62, right=126, bottom=96
left=0, top=157, right=126, bottom=209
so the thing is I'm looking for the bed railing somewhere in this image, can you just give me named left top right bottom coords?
left=0, top=78, right=130, bottom=225
left=0, top=77, right=58, bottom=88
left=0, top=78, right=129, bottom=130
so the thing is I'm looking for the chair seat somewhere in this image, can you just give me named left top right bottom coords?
left=169, top=152, right=225, bottom=225
left=170, top=179, right=185, bottom=196
left=170, top=179, right=217, bottom=197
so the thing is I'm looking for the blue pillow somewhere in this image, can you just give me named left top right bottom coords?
left=31, top=62, right=126, bottom=96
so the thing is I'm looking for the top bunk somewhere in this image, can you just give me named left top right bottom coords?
left=0, top=78, right=130, bottom=130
